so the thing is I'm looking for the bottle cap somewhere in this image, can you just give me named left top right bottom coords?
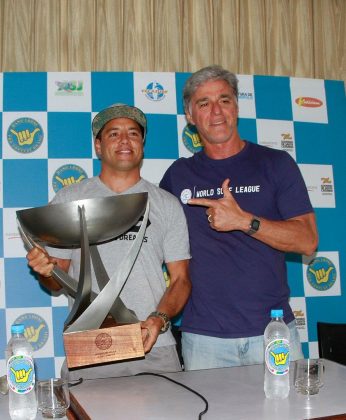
left=271, top=309, right=283, bottom=318
left=11, top=324, right=25, bottom=334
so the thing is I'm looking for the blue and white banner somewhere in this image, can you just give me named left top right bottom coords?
left=0, top=71, right=345, bottom=379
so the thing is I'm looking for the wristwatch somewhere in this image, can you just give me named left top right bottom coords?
left=247, top=216, right=260, bottom=235
left=149, top=311, right=171, bottom=333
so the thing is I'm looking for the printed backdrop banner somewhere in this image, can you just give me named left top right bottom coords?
left=0, top=72, right=345, bottom=379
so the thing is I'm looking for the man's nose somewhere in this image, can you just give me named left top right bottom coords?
left=119, top=132, right=130, bottom=143
left=211, top=101, right=222, bottom=115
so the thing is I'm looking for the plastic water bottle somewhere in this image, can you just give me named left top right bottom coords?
left=6, top=324, right=37, bottom=420
left=264, top=309, right=290, bottom=399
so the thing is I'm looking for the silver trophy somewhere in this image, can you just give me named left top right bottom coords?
left=17, top=193, right=149, bottom=368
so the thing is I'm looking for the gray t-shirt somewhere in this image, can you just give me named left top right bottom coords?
left=48, top=176, right=191, bottom=348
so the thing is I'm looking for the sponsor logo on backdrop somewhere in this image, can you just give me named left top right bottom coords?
left=6, top=230, right=21, bottom=241
left=15, top=313, right=49, bottom=351
left=256, top=120, right=295, bottom=159
left=295, top=97, right=323, bottom=108
left=142, top=81, right=167, bottom=101
left=182, top=124, right=203, bottom=154
left=299, top=164, right=335, bottom=208
left=293, top=310, right=306, bottom=330
left=52, top=164, right=87, bottom=193
left=237, top=76, right=256, bottom=118
left=260, top=140, right=277, bottom=148
left=307, top=184, right=317, bottom=193
left=55, top=80, right=84, bottom=96
left=321, top=177, right=333, bottom=194
left=306, top=257, right=336, bottom=291
left=7, top=118, right=43, bottom=154
left=238, top=91, right=254, bottom=100
left=281, top=133, right=294, bottom=151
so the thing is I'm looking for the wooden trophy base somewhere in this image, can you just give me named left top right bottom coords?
left=63, top=322, right=144, bottom=369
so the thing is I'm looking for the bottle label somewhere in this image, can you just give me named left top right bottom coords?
left=7, top=355, right=35, bottom=394
left=265, top=338, right=290, bottom=375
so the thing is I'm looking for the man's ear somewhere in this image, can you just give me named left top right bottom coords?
left=94, top=138, right=101, bottom=158
left=185, top=109, right=195, bottom=126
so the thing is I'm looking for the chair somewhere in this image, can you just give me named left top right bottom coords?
left=317, top=322, right=346, bottom=366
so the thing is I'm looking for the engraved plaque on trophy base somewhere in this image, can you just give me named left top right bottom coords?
left=63, top=322, right=144, bottom=369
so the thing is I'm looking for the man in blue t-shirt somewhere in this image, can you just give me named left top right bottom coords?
left=160, top=65, right=318, bottom=370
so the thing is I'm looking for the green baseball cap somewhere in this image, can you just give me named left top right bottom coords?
left=92, top=103, right=147, bottom=140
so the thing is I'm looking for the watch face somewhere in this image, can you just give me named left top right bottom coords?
left=251, top=219, right=260, bottom=231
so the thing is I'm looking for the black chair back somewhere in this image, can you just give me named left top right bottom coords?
left=317, top=322, right=346, bottom=366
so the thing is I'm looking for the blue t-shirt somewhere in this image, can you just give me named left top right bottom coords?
left=160, top=141, right=313, bottom=338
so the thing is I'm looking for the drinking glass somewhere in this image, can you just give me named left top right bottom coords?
left=294, top=359, right=324, bottom=395
left=37, top=378, right=70, bottom=418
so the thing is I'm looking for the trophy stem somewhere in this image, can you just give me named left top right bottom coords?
left=64, top=200, right=150, bottom=334
left=64, top=205, right=92, bottom=329
left=90, top=246, right=139, bottom=324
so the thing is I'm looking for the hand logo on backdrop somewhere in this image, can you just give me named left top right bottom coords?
left=306, top=256, right=337, bottom=291
left=7, top=117, right=44, bottom=153
left=308, top=266, right=334, bottom=284
left=182, top=124, right=203, bottom=153
left=14, top=314, right=49, bottom=352
left=10, top=128, right=40, bottom=146
left=184, top=130, right=202, bottom=148
left=24, top=323, right=45, bottom=343
left=52, top=164, right=88, bottom=192
left=55, top=174, right=86, bottom=187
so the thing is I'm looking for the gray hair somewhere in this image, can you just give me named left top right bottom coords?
left=183, top=65, right=239, bottom=112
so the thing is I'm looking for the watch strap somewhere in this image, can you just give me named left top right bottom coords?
left=148, top=311, right=171, bottom=333
left=247, top=216, right=260, bottom=236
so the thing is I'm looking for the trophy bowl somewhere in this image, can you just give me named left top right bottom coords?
left=16, top=192, right=148, bottom=247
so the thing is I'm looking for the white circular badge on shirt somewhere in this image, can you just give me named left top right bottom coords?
left=180, top=189, right=192, bottom=204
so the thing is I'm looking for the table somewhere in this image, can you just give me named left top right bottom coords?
left=1, top=360, right=345, bottom=419
left=68, top=359, right=346, bottom=420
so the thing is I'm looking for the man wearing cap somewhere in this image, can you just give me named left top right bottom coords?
left=26, top=104, right=191, bottom=380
